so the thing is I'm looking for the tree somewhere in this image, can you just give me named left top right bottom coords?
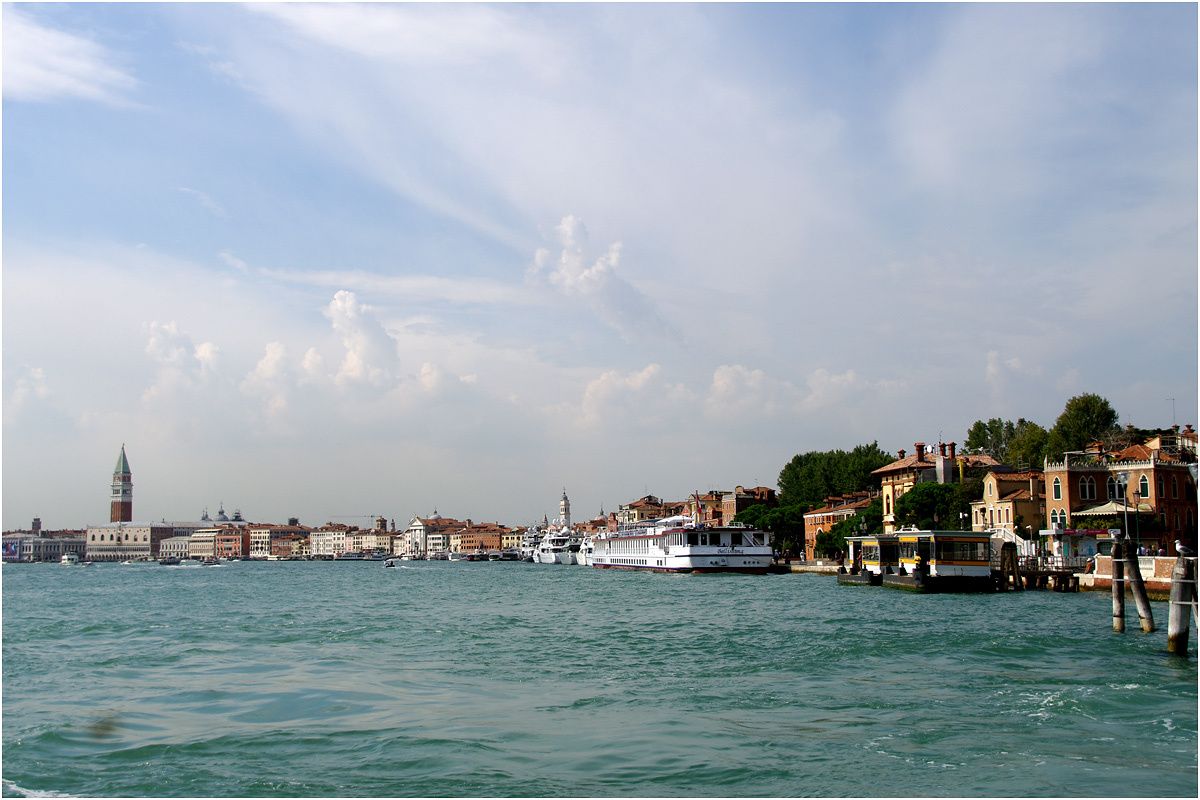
left=894, top=483, right=968, bottom=530
left=777, top=442, right=893, bottom=507
left=965, top=418, right=1016, bottom=459
left=1007, top=418, right=1049, bottom=468
left=1046, top=393, right=1120, bottom=460
left=737, top=503, right=810, bottom=557
left=816, top=497, right=883, bottom=557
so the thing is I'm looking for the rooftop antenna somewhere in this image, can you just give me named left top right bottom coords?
left=1168, top=397, right=1176, bottom=427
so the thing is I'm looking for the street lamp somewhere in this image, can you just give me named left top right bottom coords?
left=1120, top=472, right=1131, bottom=552
left=1133, top=488, right=1142, bottom=551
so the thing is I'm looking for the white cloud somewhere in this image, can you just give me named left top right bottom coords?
left=178, top=187, right=228, bottom=219
left=529, top=215, right=672, bottom=343
left=5, top=366, right=51, bottom=418
left=240, top=342, right=290, bottom=417
left=3, top=8, right=137, bottom=105
left=323, top=290, right=399, bottom=387
left=579, top=364, right=693, bottom=428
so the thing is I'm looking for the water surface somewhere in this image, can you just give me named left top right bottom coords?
left=3, top=561, right=1196, bottom=796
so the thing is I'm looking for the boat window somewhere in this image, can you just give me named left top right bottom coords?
left=688, top=533, right=698, bottom=546
left=730, top=532, right=742, bottom=546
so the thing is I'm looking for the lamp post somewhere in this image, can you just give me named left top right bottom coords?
left=1120, top=472, right=1131, bottom=552
left=1133, top=488, right=1142, bottom=551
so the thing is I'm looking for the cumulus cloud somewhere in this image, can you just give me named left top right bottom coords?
left=323, top=290, right=399, bottom=387
left=240, top=342, right=290, bottom=417
left=579, top=363, right=693, bottom=428
left=3, top=7, right=138, bottom=105
left=529, top=215, right=673, bottom=343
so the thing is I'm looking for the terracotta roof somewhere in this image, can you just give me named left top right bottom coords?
left=992, top=470, right=1043, bottom=481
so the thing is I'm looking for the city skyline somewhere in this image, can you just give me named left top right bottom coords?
left=3, top=3, right=1197, bottom=530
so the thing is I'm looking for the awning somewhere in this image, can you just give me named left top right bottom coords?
left=1071, top=500, right=1151, bottom=517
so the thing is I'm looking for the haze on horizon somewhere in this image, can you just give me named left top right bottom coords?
left=2, top=3, right=1196, bottom=531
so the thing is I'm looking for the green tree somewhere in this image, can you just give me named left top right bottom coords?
left=816, top=497, right=884, bottom=557
left=733, top=503, right=770, bottom=530
left=1007, top=418, right=1049, bottom=468
left=965, top=418, right=1016, bottom=459
left=894, top=483, right=968, bottom=530
left=1046, top=393, right=1120, bottom=460
left=777, top=442, right=893, bottom=506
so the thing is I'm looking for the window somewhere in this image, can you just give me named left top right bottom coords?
left=1158, top=476, right=1165, bottom=497
left=1138, top=475, right=1149, bottom=500
left=1107, top=476, right=1122, bottom=500
left=1079, top=476, right=1096, bottom=500
left=1053, top=477, right=1062, bottom=500
left=1172, top=477, right=1179, bottom=499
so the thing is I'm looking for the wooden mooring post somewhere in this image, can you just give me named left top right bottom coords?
left=1167, top=554, right=1198, bottom=657
left=1111, top=538, right=1125, bottom=633
left=996, top=542, right=1022, bottom=592
left=1123, top=534, right=1155, bottom=633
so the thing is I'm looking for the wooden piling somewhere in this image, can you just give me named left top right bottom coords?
left=1167, top=555, right=1196, bottom=656
left=1111, top=538, right=1125, bottom=633
left=1124, top=535, right=1156, bottom=633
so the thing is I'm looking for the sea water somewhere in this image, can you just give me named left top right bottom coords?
left=2, top=561, right=1196, bottom=797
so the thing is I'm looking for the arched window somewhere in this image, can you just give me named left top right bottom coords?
left=1138, top=475, right=1149, bottom=499
left=1052, top=477, right=1061, bottom=500
left=1079, top=476, right=1096, bottom=500
left=1158, top=476, right=1165, bottom=497
left=1107, top=476, right=1122, bottom=500
left=1172, top=477, right=1179, bottom=499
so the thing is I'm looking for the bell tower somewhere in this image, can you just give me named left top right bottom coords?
left=560, top=488, right=571, bottom=529
left=110, top=444, right=133, bottom=522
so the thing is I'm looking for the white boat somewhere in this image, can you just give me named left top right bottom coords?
left=60, top=553, right=80, bottom=566
left=590, top=515, right=773, bottom=574
left=536, top=530, right=578, bottom=565
left=447, top=551, right=466, bottom=562
left=518, top=529, right=542, bottom=562
left=577, top=535, right=594, bottom=566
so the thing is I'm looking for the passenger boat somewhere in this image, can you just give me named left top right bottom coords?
left=590, top=516, right=772, bottom=574
left=60, top=553, right=80, bottom=566
left=499, top=548, right=521, bottom=561
left=158, top=556, right=181, bottom=566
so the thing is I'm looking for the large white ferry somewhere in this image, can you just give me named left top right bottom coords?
left=590, top=515, right=772, bottom=574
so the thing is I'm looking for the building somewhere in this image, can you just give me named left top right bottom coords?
left=560, top=489, right=571, bottom=529
left=721, top=486, right=777, bottom=524
left=2, top=533, right=86, bottom=562
left=271, top=533, right=308, bottom=559
left=188, top=529, right=219, bottom=560
left=872, top=441, right=1000, bottom=534
left=802, top=492, right=877, bottom=562
left=158, top=536, right=192, bottom=560
left=448, top=521, right=510, bottom=553
left=969, top=470, right=1045, bottom=535
left=310, top=524, right=354, bottom=558
left=248, top=524, right=310, bottom=559
left=618, top=495, right=666, bottom=525
left=400, top=513, right=467, bottom=556
left=214, top=528, right=250, bottom=559
left=86, top=522, right=176, bottom=561
left=110, top=444, right=133, bottom=522
left=1043, top=436, right=1197, bottom=555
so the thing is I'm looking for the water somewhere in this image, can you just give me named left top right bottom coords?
left=2, top=561, right=1196, bottom=797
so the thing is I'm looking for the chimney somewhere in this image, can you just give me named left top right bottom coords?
left=898, top=448, right=906, bottom=460
left=915, top=442, right=926, bottom=461
left=949, top=441, right=957, bottom=460
left=938, top=443, right=947, bottom=457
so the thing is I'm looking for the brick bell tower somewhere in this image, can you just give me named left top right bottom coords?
left=110, top=444, right=133, bottom=522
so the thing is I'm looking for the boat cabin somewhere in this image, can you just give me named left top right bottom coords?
left=896, top=529, right=992, bottom=578
left=846, top=534, right=899, bottom=576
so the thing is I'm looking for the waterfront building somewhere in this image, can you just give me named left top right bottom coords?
left=188, top=528, right=219, bottom=560
left=248, top=524, right=310, bottom=559
left=2, top=533, right=86, bottom=562
left=969, top=470, right=1045, bottom=535
left=803, top=492, right=877, bottom=562
left=270, top=533, right=308, bottom=558
left=215, top=528, right=250, bottom=559
left=400, top=513, right=466, bottom=556
left=448, top=521, right=510, bottom=553
left=86, top=522, right=176, bottom=561
left=310, top=524, right=354, bottom=558
left=872, top=442, right=1000, bottom=534
left=617, top=495, right=666, bottom=525
left=1043, top=435, right=1197, bottom=555
left=158, top=536, right=192, bottom=560
left=110, top=445, right=133, bottom=523
left=721, top=485, right=777, bottom=523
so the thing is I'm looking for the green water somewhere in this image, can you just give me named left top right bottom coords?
left=2, top=561, right=1196, bottom=797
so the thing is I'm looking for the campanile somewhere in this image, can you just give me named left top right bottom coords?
left=110, top=444, right=133, bottom=522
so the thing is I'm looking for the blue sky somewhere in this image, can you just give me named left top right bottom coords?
left=3, top=2, right=1196, bottom=530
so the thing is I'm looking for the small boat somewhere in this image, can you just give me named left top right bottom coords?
left=383, top=557, right=399, bottom=568
left=500, top=548, right=520, bottom=561
left=447, top=551, right=466, bottom=562
left=487, top=550, right=502, bottom=561
left=60, top=553, right=80, bottom=566
left=201, top=557, right=219, bottom=566
left=158, top=556, right=181, bottom=566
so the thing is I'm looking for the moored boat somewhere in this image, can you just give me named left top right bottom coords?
left=590, top=516, right=772, bottom=574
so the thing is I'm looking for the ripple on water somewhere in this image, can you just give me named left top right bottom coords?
left=2, top=562, right=1196, bottom=797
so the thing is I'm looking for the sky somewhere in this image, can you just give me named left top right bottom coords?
left=2, top=2, right=1196, bottom=531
